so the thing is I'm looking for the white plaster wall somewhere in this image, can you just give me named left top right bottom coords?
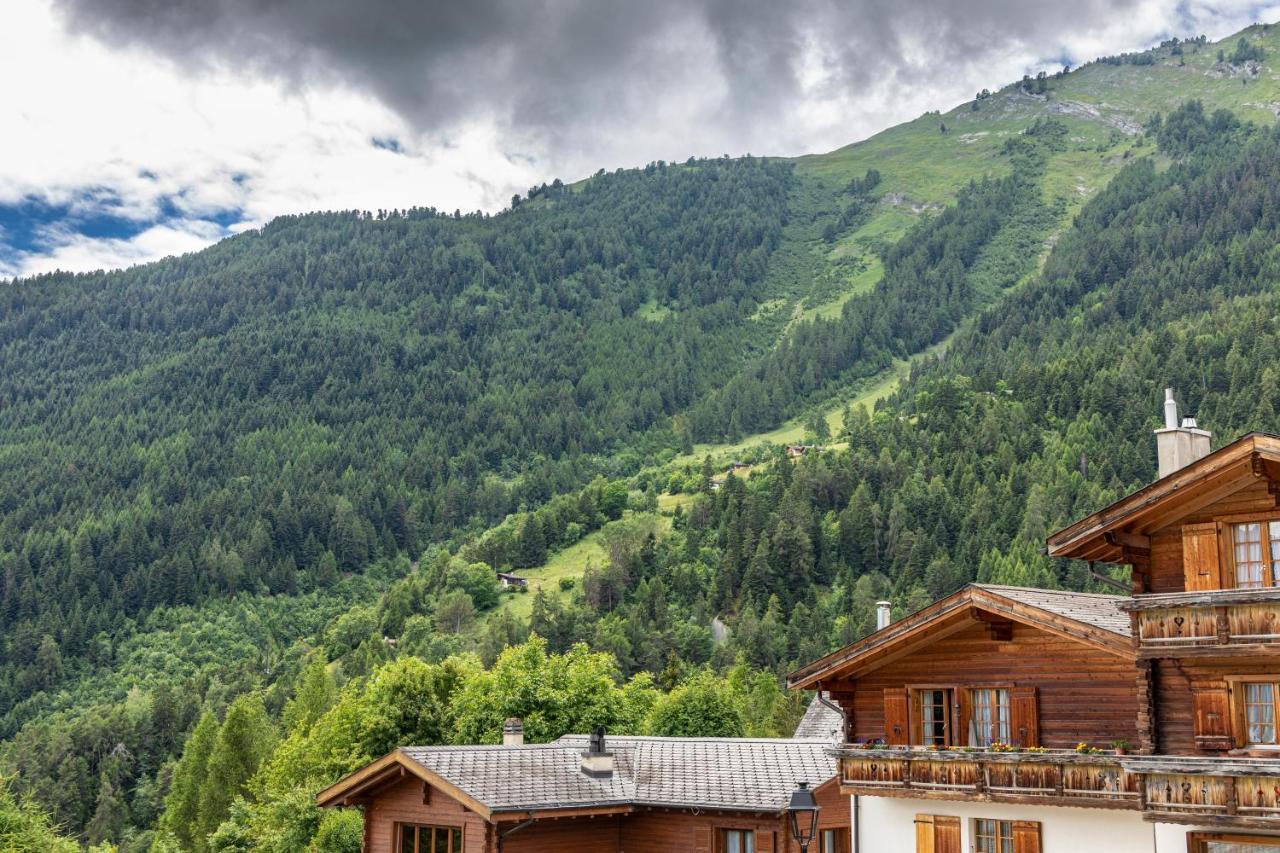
left=852, top=795, right=1156, bottom=852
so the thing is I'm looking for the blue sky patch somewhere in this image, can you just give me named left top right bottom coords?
left=0, top=189, right=242, bottom=273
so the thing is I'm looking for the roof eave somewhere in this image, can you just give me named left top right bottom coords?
left=1046, top=433, right=1280, bottom=561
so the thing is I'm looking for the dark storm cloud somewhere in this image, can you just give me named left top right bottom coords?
left=52, top=0, right=1155, bottom=155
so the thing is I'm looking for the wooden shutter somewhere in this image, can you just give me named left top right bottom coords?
left=914, top=814, right=935, bottom=853
left=1192, top=683, right=1234, bottom=750
left=933, top=816, right=960, bottom=853
left=914, top=815, right=959, bottom=853
left=1183, top=522, right=1223, bottom=591
left=693, top=827, right=711, bottom=853
left=756, top=831, right=774, bottom=852
left=1011, top=820, right=1041, bottom=853
left=884, top=688, right=910, bottom=745
left=955, top=690, right=972, bottom=747
left=1010, top=686, right=1039, bottom=748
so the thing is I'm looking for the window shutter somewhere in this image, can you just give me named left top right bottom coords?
left=914, top=814, right=935, bottom=853
left=756, top=831, right=774, bottom=852
left=1010, top=686, right=1039, bottom=747
left=1011, top=820, right=1042, bottom=853
left=693, top=827, right=711, bottom=853
left=1182, top=522, right=1223, bottom=591
left=914, top=815, right=959, bottom=853
left=1191, top=682, right=1233, bottom=750
left=956, top=690, right=972, bottom=747
left=884, top=688, right=910, bottom=745
left=933, top=816, right=960, bottom=853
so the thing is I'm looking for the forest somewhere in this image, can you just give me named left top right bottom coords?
left=8, top=99, right=1280, bottom=849
left=0, top=156, right=791, bottom=714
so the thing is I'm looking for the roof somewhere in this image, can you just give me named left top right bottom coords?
left=786, top=583, right=1133, bottom=690
left=317, top=735, right=837, bottom=817
left=792, top=693, right=844, bottom=742
left=1046, top=432, right=1280, bottom=563
left=976, top=585, right=1132, bottom=636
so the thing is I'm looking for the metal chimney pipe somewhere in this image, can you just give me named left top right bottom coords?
left=1163, top=388, right=1179, bottom=430
left=875, top=601, right=892, bottom=631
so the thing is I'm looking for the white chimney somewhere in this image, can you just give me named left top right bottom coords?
left=503, top=718, right=524, bottom=747
left=580, top=726, right=614, bottom=777
left=1154, top=389, right=1211, bottom=479
left=876, top=601, right=893, bottom=631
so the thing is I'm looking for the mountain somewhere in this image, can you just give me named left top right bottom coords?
left=4, top=20, right=1280, bottom=850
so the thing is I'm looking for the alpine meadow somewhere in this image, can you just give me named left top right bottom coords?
left=6, top=16, right=1280, bottom=852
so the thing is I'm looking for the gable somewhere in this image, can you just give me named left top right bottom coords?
left=1046, top=433, right=1280, bottom=564
left=787, top=585, right=1131, bottom=691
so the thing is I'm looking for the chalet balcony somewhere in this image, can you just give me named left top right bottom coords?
left=836, top=747, right=1142, bottom=810
left=1119, top=755, right=1280, bottom=830
left=1120, top=589, right=1280, bottom=658
left=837, top=747, right=1280, bottom=829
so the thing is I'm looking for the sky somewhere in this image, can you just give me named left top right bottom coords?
left=2, top=0, right=1279, bottom=277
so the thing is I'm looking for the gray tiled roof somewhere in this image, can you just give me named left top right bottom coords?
left=975, top=584, right=1132, bottom=637
left=792, top=693, right=844, bottom=742
left=401, top=736, right=836, bottom=814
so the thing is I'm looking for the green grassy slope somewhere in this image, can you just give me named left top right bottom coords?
left=698, top=23, right=1280, bottom=466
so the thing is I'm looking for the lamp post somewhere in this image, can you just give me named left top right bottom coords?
left=786, top=780, right=820, bottom=852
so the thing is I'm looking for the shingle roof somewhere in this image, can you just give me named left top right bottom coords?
left=974, top=584, right=1132, bottom=637
left=792, top=693, right=844, bottom=742
left=399, top=736, right=836, bottom=814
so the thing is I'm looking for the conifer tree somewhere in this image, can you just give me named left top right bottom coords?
left=198, top=695, right=276, bottom=843
left=282, top=659, right=338, bottom=736
left=161, top=711, right=218, bottom=851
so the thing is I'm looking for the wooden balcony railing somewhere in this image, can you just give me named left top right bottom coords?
left=837, top=749, right=1141, bottom=809
left=1120, top=590, right=1280, bottom=656
left=838, top=748, right=1280, bottom=827
left=1120, top=757, right=1280, bottom=829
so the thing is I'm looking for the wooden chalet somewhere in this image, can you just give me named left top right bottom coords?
left=496, top=571, right=528, bottom=589
left=785, top=391, right=1280, bottom=852
left=317, top=722, right=851, bottom=853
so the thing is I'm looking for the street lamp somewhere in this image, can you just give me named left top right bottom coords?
left=786, top=780, right=820, bottom=852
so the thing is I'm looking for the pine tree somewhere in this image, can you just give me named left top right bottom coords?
left=85, top=771, right=126, bottom=846
left=161, top=711, right=218, bottom=851
left=515, top=516, right=547, bottom=568
left=741, top=536, right=773, bottom=605
left=197, top=695, right=276, bottom=843
left=282, top=659, right=337, bottom=735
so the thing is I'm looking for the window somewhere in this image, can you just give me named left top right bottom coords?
left=973, top=819, right=1014, bottom=853
left=820, top=827, right=848, bottom=852
left=919, top=688, right=953, bottom=746
left=1243, top=681, right=1278, bottom=746
left=1189, top=831, right=1280, bottom=852
left=720, top=829, right=754, bottom=853
left=398, top=824, right=462, bottom=853
left=970, top=689, right=1010, bottom=747
left=1231, top=522, right=1280, bottom=588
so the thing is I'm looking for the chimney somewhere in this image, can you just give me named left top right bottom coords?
left=876, top=601, right=892, bottom=631
left=503, top=718, right=524, bottom=747
left=1154, top=388, right=1211, bottom=479
left=580, top=726, right=614, bottom=777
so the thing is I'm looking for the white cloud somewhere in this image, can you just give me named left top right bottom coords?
left=2, top=0, right=1279, bottom=276
left=0, top=0, right=543, bottom=275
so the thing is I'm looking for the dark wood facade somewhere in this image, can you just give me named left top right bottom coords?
left=843, top=619, right=1140, bottom=750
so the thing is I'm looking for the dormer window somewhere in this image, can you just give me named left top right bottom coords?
left=1230, top=521, right=1280, bottom=589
